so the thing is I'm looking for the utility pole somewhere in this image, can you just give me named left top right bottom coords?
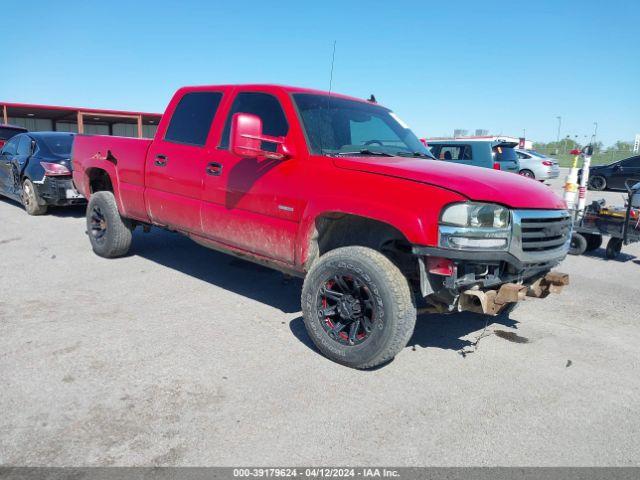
left=555, top=116, right=562, bottom=155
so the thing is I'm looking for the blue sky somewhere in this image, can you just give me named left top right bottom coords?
left=2, top=0, right=638, bottom=146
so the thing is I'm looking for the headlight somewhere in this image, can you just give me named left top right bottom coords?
left=439, top=202, right=511, bottom=250
left=441, top=202, right=510, bottom=228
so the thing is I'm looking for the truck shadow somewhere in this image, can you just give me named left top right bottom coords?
left=130, top=228, right=303, bottom=313
left=289, top=311, right=519, bottom=362
left=131, top=227, right=520, bottom=358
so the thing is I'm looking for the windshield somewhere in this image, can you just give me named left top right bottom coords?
left=292, top=94, right=433, bottom=158
left=39, top=134, right=74, bottom=156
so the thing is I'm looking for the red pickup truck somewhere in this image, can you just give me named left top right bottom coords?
left=72, top=84, right=570, bottom=368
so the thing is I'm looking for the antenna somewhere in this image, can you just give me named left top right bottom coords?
left=328, top=40, right=337, bottom=95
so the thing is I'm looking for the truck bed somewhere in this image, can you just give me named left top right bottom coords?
left=72, top=134, right=153, bottom=220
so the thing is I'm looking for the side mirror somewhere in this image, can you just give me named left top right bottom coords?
left=230, top=113, right=293, bottom=160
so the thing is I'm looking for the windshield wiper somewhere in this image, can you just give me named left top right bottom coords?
left=334, top=149, right=394, bottom=157
left=395, top=151, right=434, bottom=159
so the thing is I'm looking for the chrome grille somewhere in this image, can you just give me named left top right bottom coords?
left=511, top=210, right=572, bottom=263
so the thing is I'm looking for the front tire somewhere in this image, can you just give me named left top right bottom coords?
left=301, top=246, right=416, bottom=369
left=21, top=179, right=48, bottom=216
left=86, top=191, right=133, bottom=258
left=589, top=175, right=607, bottom=191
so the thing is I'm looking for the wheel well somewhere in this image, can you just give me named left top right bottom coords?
left=307, top=213, right=416, bottom=279
left=87, top=168, right=113, bottom=193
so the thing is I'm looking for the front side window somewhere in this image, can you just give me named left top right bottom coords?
left=517, top=151, right=531, bottom=160
left=220, top=92, right=289, bottom=150
left=292, top=94, right=432, bottom=158
left=165, top=91, right=223, bottom=146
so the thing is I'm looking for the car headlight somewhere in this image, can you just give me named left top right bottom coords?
left=439, top=202, right=511, bottom=250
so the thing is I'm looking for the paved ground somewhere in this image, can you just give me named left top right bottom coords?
left=1, top=171, right=639, bottom=466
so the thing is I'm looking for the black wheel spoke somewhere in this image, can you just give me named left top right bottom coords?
left=321, top=286, right=343, bottom=300
left=333, top=275, right=351, bottom=293
left=361, top=315, right=373, bottom=333
left=331, top=321, right=346, bottom=336
left=348, top=320, right=360, bottom=344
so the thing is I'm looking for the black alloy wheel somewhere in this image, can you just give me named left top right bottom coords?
left=318, top=274, right=376, bottom=346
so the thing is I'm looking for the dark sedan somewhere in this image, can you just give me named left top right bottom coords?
left=586, top=155, right=640, bottom=191
left=0, top=132, right=84, bottom=215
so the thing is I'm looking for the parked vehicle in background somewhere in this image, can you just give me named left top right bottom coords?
left=515, top=149, right=560, bottom=181
left=72, top=84, right=570, bottom=369
left=0, top=124, right=28, bottom=149
left=585, top=155, right=640, bottom=191
left=0, top=132, right=83, bottom=215
left=426, top=139, right=520, bottom=173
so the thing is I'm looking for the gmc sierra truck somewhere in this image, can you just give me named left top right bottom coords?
left=72, top=84, right=570, bottom=369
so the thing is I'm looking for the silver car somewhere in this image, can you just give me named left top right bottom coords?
left=515, top=149, right=560, bottom=181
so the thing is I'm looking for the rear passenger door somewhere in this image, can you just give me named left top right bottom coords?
left=145, top=90, right=225, bottom=232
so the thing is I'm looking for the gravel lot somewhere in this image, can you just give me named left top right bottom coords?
left=1, top=171, right=639, bottom=466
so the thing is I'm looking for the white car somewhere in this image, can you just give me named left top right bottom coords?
left=515, top=149, right=560, bottom=181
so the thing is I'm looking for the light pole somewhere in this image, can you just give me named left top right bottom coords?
left=592, top=122, right=598, bottom=145
left=555, top=116, right=562, bottom=154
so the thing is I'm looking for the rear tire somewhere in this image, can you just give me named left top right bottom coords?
left=21, top=179, right=48, bottom=216
left=569, top=232, right=588, bottom=256
left=584, top=233, right=603, bottom=252
left=589, top=175, right=607, bottom=191
left=519, top=169, right=535, bottom=179
left=86, top=191, right=133, bottom=258
left=301, top=246, right=416, bottom=369
left=605, top=238, right=623, bottom=259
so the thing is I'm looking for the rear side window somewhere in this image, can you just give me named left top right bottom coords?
left=164, top=91, right=223, bottom=146
left=493, top=145, right=518, bottom=162
left=17, top=136, right=32, bottom=155
left=220, top=92, right=289, bottom=150
left=432, top=144, right=472, bottom=161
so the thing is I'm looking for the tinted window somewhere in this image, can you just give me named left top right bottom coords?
left=1, top=136, right=20, bottom=156
left=493, top=145, right=518, bottom=162
left=621, top=156, right=640, bottom=168
left=433, top=144, right=472, bottom=161
left=39, top=134, right=74, bottom=156
left=220, top=92, right=289, bottom=150
left=17, top=136, right=32, bottom=156
left=0, top=127, right=26, bottom=141
left=165, top=91, right=223, bottom=146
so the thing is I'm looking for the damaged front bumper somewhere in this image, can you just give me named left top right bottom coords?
left=413, top=245, right=569, bottom=316
left=33, top=176, right=85, bottom=206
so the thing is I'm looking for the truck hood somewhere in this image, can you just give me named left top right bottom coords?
left=333, top=156, right=566, bottom=210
